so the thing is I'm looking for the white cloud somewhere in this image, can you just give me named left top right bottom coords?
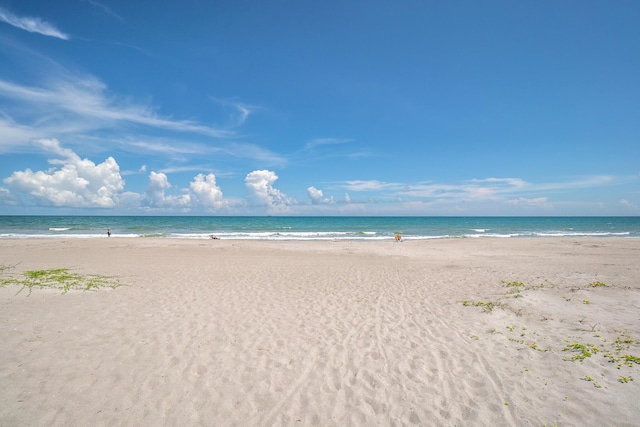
left=84, top=0, right=124, bottom=22
left=304, top=137, right=354, bottom=150
left=245, top=170, right=292, bottom=208
left=470, top=177, right=527, bottom=188
left=0, top=186, right=20, bottom=205
left=3, top=139, right=124, bottom=207
left=342, top=180, right=400, bottom=192
left=0, top=61, right=286, bottom=165
left=0, top=116, right=41, bottom=153
left=209, top=97, right=258, bottom=127
left=144, top=171, right=190, bottom=208
left=0, top=7, right=69, bottom=39
left=0, top=77, right=234, bottom=138
left=307, top=186, right=334, bottom=204
left=144, top=171, right=229, bottom=211
left=189, top=173, right=225, bottom=209
left=506, top=197, right=549, bottom=206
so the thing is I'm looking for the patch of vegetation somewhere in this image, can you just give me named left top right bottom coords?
left=0, top=267, right=122, bottom=295
left=622, top=354, right=640, bottom=367
left=562, top=342, right=599, bottom=361
left=503, top=280, right=525, bottom=288
left=582, top=375, right=602, bottom=388
left=462, top=300, right=503, bottom=313
left=588, top=281, right=608, bottom=287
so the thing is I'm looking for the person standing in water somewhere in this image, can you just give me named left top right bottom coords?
left=107, top=229, right=111, bottom=237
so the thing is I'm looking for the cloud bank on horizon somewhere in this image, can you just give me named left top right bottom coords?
left=0, top=1, right=638, bottom=215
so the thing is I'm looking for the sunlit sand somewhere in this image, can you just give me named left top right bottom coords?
left=1, top=238, right=639, bottom=425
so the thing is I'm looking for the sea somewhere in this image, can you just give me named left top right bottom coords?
left=0, top=216, right=638, bottom=240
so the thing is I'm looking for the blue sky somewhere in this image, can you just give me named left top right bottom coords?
left=0, top=0, right=638, bottom=216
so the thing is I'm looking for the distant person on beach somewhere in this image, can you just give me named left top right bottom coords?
left=210, top=234, right=219, bottom=240
left=395, top=233, right=402, bottom=242
left=107, top=229, right=111, bottom=237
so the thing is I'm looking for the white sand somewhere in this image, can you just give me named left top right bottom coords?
left=1, top=238, right=639, bottom=426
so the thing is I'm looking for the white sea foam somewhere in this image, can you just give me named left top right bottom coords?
left=535, top=231, right=630, bottom=237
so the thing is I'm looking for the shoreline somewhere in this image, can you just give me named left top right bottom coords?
left=1, top=237, right=639, bottom=425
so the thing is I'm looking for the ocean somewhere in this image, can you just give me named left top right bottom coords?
left=0, top=216, right=638, bottom=240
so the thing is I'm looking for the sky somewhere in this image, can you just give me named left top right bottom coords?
left=0, top=0, right=638, bottom=216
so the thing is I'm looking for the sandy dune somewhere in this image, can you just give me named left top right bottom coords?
left=1, top=238, right=639, bottom=426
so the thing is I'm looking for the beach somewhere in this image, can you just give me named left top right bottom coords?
left=1, top=237, right=639, bottom=426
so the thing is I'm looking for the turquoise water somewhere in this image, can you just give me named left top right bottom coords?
left=0, top=216, right=638, bottom=240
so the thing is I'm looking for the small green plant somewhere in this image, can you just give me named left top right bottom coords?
left=503, top=280, right=524, bottom=288
left=622, top=354, right=640, bottom=366
left=461, top=300, right=501, bottom=312
left=582, top=299, right=591, bottom=305
left=582, top=375, right=602, bottom=388
left=619, top=376, right=634, bottom=383
left=563, top=342, right=599, bottom=361
left=588, top=281, right=608, bottom=287
left=0, top=268, right=122, bottom=294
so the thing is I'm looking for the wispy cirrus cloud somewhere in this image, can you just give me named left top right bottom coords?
left=341, top=180, right=403, bottom=192
left=83, top=0, right=124, bottom=22
left=0, top=76, right=235, bottom=141
left=209, top=97, right=260, bottom=127
left=304, top=137, right=354, bottom=151
left=123, top=138, right=285, bottom=166
left=335, top=175, right=625, bottom=203
left=0, top=7, right=69, bottom=40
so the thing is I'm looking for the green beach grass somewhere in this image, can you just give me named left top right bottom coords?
left=1, top=265, right=122, bottom=294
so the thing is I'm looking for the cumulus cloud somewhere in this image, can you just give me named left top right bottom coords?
left=245, top=170, right=292, bottom=207
left=307, top=186, right=334, bottom=204
left=143, top=171, right=190, bottom=208
left=189, top=173, right=225, bottom=209
left=145, top=171, right=171, bottom=205
left=0, top=7, right=69, bottom=39
left=0, top=186, right=20, bottom=205
left=3, top=139, right=124, bottom=207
